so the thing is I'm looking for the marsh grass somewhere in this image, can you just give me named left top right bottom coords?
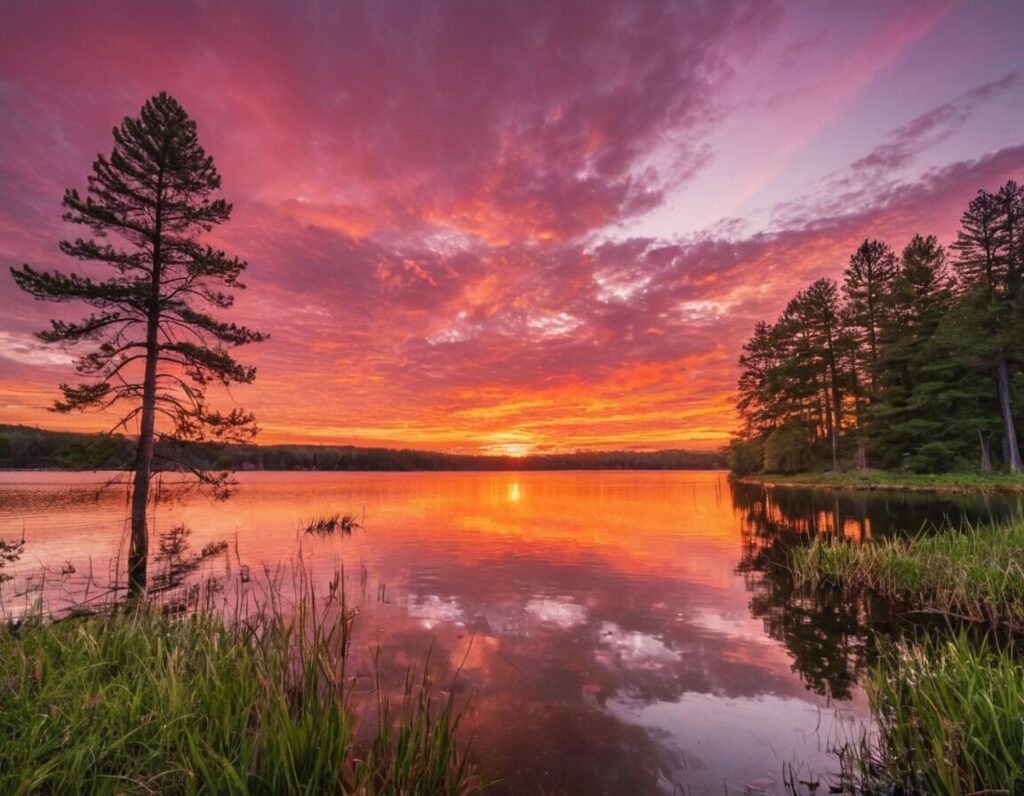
left=0, top=575, right=482, bottom=795
left=303, top=513, right=361, bottom=536
left=836, top=634, right=1024, bottom=795
left=789, top=522, right=1024, bottom=792
left=790, top=520, right=1024, bottom=630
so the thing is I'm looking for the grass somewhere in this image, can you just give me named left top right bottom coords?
left=0, top=583, right=482, bottom=795
left=738, top=469, right=1024, bottom=493
left=835, top=634, right=1024, bottom=795
left=303, top=513, right=361, bottom=536
left=789, top=522, right=1024, bottom=793
left=790, top=520, right=1024, bottom=630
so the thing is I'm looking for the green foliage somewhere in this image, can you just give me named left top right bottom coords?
left=9, top=93, right=271, bottom=594
left=9, top=92, right=266, bottom=446
left=843, top=238, right=898, bottom=393
left=728, top=436, right=764, bottom=475
left=733, top=180, right=1024, bottom=476
left=0, top=425, right=130, bottom=469
left=738, top=469, right=1024, bottom=492
left=868, top=234, right=957, bottom=468
left=841, top=635, right=1024, bottom=795
left=908, top=440, right=956, bottom=473
left=763, top=418, right=812, bottom=474
left=0, top=596, right=482, bottom=794
left=51, top=435, right=130, bottom=470
left=790, top=520, right=1024, bottom=629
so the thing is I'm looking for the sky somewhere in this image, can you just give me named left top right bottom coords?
left=1, top=0, right=1023, bottom=455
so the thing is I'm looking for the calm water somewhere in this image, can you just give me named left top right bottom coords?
left=1, top=470, right=1021, bottom=794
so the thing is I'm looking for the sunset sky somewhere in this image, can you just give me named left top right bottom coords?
left=2, top=0, right=1023, bottom=454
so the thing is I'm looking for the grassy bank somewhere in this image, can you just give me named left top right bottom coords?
left=738, top=469, right=1024, bottom=493
left=790, top=521, right=1024, bottom=630
left=0, top=596, right=482, bottom=794
left=790, top=523, right=1024, bottom=793
left=837, top=635, right=1024, bottom=795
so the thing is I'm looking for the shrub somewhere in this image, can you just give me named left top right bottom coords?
left=729, top=436, right=764, bottom=475
left=763, top=418, right=813, bottom=474
left=909, top=440, right=955, bottom=473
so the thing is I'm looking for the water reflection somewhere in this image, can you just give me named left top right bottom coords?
left=732, top=481, right=1024, bottom=701
left=2, top=472, right=1013, bottom=794
left=731, top=480, right=1024, bottom=541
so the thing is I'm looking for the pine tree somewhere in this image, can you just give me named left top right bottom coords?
left=737, top=321, right=779, bottom=437
left=800, top=279, right=845, bottom=469
left=843, top=239, right=898, bottom=397
left=952, top=189, right=1007, bottom=299
left=904, top=300, right=1001, bottom=470
left=952, top=182, right=1024, bottom=472
left=870, top=234, right=952, bottom=467
left=10, top=93, right=266, bottom=598
left=737, top=279, right=852, bottom=470
left=775, top=295, right=824, bottom=437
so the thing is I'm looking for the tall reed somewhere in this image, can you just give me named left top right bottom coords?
left=837, top=634, right=1024, bottom=794
left=0, top=574, right=482, bottom=794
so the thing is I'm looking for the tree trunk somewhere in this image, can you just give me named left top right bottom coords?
left=823, top=326, right=842, bottom=472
left=979, top=431, right=993, bottom=473
left=854, top=441, right=867, bottom=470
left=128, top=165, right=164, bottom=601
left=995, top=354, right=1022, bottom=473
left=128, top=316, right=159, bottom=599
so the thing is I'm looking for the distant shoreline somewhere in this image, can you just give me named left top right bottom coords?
left=1, top=466, right=729, bottom=475
left=0, top=423, right=729, bottom=472
left=735, top=471, right=1024, bottom=494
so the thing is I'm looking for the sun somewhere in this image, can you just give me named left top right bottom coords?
left=487, top=443, right=535, bottom=458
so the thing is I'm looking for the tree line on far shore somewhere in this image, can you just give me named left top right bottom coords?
left=0, top=424, right=726, bottom=472
left=732, top=179, right=1024, bottom=476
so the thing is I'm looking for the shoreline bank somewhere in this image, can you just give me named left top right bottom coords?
left=734, top=471, right=1024, bottom=494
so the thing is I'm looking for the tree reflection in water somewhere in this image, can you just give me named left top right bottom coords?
left=731, top=480, right=1023, bottom=700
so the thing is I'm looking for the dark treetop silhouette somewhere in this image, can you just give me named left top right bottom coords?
left=10, top=92, right=266, bottom=598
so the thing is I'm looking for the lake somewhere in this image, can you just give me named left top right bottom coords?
left=2, top=470, right=1021, bottom=794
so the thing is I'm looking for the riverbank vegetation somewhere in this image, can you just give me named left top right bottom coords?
left=837, top=635, right=1024, bottom=795
left=790, top=520, right=1024, bottom=631
left=733, top=180, right=1024, bottom=479
left=732, top=479, right=1024, bottom=793
left=788, top=518, right=1024, bottom=793
left=738, top=469, right=1024, bottom=493
left=0, top=590, right=482, bottom=795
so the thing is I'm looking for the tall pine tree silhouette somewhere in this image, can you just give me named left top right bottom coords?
left=11, top=93, right=266, bottom=597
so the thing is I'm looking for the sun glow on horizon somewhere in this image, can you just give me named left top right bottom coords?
left=484, top=443, right=536, bottom=459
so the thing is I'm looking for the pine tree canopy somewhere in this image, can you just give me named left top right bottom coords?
left=11, top=92, right=266, bottom=471
left=734, top=180, right=1024, bottom=475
